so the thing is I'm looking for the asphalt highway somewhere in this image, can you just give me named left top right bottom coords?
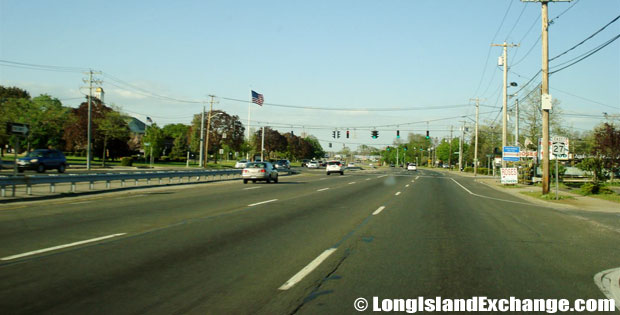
left=0, top=168, right=618, bottom=314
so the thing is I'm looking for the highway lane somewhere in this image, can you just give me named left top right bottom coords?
left=295, top=170, right=620, bottom=314
left=0, top=167, right=410, bottom=314
left=0, top=168, right=617, bottom=314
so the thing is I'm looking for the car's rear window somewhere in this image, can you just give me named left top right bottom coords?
left=247, top=163, right=266, bottom=168
left=327, top=161, right=340, bottom=165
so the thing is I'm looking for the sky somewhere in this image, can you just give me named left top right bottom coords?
left=1, top=0, right=619, bottom=151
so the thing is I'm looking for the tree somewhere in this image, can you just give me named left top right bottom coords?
left=189, top=110, right=245, bottom=162
left=521, top=93, right=566, bottom=146
left=304, top=136, right=325, bottom=159
left=0, top=86, right=31, bottom=155
left=95, top=109, right=130, bottom=166
left=592, top=123, right=620, bottom=181
left=142, top=123, right=165, bottom=161
left=254, top=127, right=287, bottom=158
left=163, top=123, right=190, bottom=160
left=63, top=97, right=110, bottom=155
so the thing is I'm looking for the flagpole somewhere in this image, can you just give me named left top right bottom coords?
left=247, top=89, right=251, bottom=160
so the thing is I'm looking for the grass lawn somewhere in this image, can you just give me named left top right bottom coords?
left=520, top=191, right=575, bottom=201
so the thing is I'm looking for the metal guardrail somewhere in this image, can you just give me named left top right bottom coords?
left=0, top=169, right=244, bottom=197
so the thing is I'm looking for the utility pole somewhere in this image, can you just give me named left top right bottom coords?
left=470, top=98, right=482, bottom=177
left=541, top=1, right=551, bottom=194
left=204, top=95, right=216, bottom=165
left=459, top=121, right=465, bottom=171
left=261, top=126, right=265, bottom=162
left=82, top=69, right=102, bottom=170
left=199, top=105, right=205, bottom=167
left=449, top=126, right=453, bottom=168
left=491, top=42, right=519, bottom=168
left=515, top=98, right=519, bottom=146
left=521, top=0, right=570, bottom=194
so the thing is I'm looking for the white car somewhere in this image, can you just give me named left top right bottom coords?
left=307, top=161, right=319, bottom=168
left=407, top=163, right=417, bottom=171
left=326, top=160, right=344, bottom=175
left=347, top=162, right=355, bottom=168
left=235, top=160, right=249, bottom=169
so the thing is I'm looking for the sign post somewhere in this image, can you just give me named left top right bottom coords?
left=551, top=137, right=568, bottom=200
left=6, top=123, right=30, bottom=196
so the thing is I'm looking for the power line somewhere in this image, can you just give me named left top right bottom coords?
left=0, top=59, right=88, bottom=72
left=548, top=0, right=580, bottom=25
left=471, top=0, right=515, bottom=97
left=550, top=33, right=620, bottom=74
left=549, top=14, right=620, bottom=62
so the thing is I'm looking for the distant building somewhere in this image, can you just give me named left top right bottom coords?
left=95, top=87, right=104, bottom=104
left=124, top=116, right=146, bottom=152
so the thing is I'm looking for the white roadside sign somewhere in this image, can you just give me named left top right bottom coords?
left=500, top=167, right=518, bottom=185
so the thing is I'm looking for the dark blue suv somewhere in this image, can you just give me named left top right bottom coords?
left=17, top=149, right=67, bottom=173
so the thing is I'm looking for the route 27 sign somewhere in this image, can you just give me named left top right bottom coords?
left=539, top=137, right=569, bottom=161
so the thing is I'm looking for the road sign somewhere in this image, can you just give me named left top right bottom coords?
left=502, top=146, right=520, bottom=162
left=551, top=136, right=569, bottom=158
left=6, top=123, right=29, bottom=135
left=500, top=167, right=518, bottom=184
left=539, top=137, right=569, bottom=160
left=219, top=149, right=224, bottom=154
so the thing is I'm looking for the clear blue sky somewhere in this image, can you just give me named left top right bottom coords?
left=1, top=0, right=618, bottom=150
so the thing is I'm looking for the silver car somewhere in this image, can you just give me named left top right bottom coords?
left=235, top=160, right=249, bottom=169
left=242, top=162, right=279, bottom=184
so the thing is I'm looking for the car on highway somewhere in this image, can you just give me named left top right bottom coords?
left=242, top=162, right=278, bottom=184
left=407, top=163, right=417, bottom=171
left=347, top=162, right=355, bottom=168
left=301, top=159, right=310, bottom=167
left=274, top=159, right=290, bottom=170
left=307, top=160, right=319, bottom=168
left=17, top=149, right=67, bottom=173
left=326, top=160, right=344, bottom=175
left=234, top=160, right=249, bottom=169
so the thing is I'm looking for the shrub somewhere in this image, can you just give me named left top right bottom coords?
left=580, top=182, right=600, bottom=195
left=120, top=157, right=133, bottom=166
left=160, top=156, right=170, bottom=162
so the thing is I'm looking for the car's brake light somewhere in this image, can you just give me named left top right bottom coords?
left=243, top=170, right=248, bottom=173
left=338, top=164, right=342, bottom=167
left=260, top=169, right=266, bottom=173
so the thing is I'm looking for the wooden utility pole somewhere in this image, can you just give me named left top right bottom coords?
left=491, top=42, right=519, bottom=168
left=204, top=95, right=216, bottom=165
left=521, top=0, right=571, bottom=194
left=470, top=98, right=483, bottom=177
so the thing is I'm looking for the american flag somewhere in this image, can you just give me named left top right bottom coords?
left=251, top=90, right=264, bottom=106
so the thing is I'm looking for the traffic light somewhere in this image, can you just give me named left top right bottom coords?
left=346, top=130, right=350, bottom=138
left=329, top=143, right=332, bottom=148
left=396, top=130, right=400, bottom=139
left=371, top=130, right=379, bottom=139
left=404, top=145, right=408, bottom=151
left=425, top=130, right=430, bottom=139
left=386, top=146, right=391, bottom=151
left=332, top=131, right=336, bottom=138
left=337, top=131, right=341, bottom=138
left=291, top=130, right=294, bottom=136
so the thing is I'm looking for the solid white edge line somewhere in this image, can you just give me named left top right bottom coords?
left=243, top=186, right=261, bottom=190
left=1, top=233, right=126, bottom=261
left=278, top=248, right=337, bottom=290
left=317, top=188, right=330, bottom=192
left=372, top=206, right=386, bottom=215
left=450, top=178, right=474, bottom=195
left=248, top=199, right=278, bottom=207
left=395, top=191, right=401, bottom=196
left=415, top=176, right=419, bottom=180
left=594, top=267, right=620, bottom=311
